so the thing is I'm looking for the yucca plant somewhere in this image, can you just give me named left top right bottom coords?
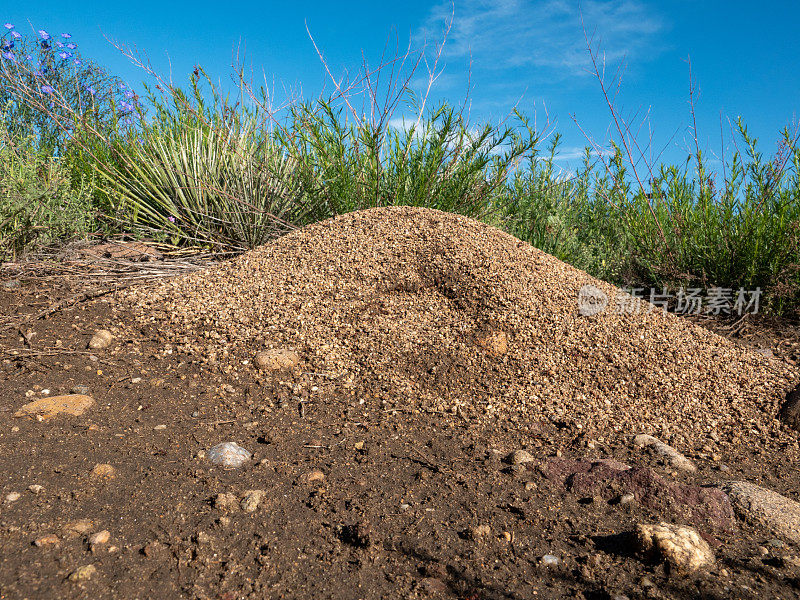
left=96, top=72, right=309, bottom=251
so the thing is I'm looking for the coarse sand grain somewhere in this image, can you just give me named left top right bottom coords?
left=123, top=206, right=799, bottom=451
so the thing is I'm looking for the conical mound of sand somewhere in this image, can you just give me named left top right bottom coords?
left=125, top=206, right=797, bottom=449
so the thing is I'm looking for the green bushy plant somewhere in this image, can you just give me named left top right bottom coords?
left=0, top=128, right=97, bottom=259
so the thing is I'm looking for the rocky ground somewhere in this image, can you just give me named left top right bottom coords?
left=1, top=208, right=800, bottom=599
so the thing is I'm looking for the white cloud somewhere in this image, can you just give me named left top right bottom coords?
left=550, top=145, right=615, bottom=162
left=414, top=0, right=666, bottom=82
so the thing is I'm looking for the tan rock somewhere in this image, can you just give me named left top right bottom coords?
left=34, top=534, right=60, bottom=547
left=254, top=349, right=301, bottom=371
left=476, top=330, right=508, bottom=356
left=633, top=434, right=696, bottom=473
left=64, top=519, right=94, bottom=537
left=301, top=470, right=326, bottom=484
left=214, top=492, right=239, bottom=512
left=14, top=394, right=94, bottom=420
left=88, top=530, right=110, bottom=545
left=68, top=564, right=97, bottom=582
left=506, top=449, right=535, bottom=465
left=241, top=489, right=266, bottom=513
left=470, top=524, right=492, bottom=540
left=636, top=522, right=714, bottom=573
left=90, top=463, right=117, bottom=479
left=88, top=329, right=114, bottom=349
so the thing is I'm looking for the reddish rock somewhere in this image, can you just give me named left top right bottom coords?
left=540, top=458, right=735, bottom=534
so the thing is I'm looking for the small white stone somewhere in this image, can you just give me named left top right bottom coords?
left=541, top=554, right=560, bottom=566
left=5, top=492, right=21, bottom=503
left=27, top=484, right=43, bottom=494
left=153, top=424, right=167, bottom=431
left=207, top=442, right=251, bottom=468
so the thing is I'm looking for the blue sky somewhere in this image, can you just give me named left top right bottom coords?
left=5, top=0, right=799, bottom=171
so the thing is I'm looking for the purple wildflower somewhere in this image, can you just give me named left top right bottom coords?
left=40, top=84, right=55, bottom=94
left=3, top=23, right=13, bottom=30
left=73, top=58, right=82, bottom=66
left=58, top=51, right=71, bottom=60
left=55, top=41, right=64, bottom=48
left=85, top=85, right=96, bottom=95
left=1, top=51, right=15, bottom=61
left=61, top=32, right=72, bottom=38
left=37, top=30, right=50, bottom=40
left=124, top=90, right=135, bottom=99
left=168, top=216, right=176, bottom=223
left=66, top=42, right=76, bottom=49
left=11, top=31, right=20, bottom=39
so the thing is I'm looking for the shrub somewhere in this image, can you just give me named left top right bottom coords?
left=0, top=126, right=97, bottom=259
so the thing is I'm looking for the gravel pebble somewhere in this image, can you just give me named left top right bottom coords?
left=214, top=492, right=239, bottom=512
left=88, top=329, right=113, bottom=349
left=241, top=489, right=265, bottom=513
left=469, top=524, right=491, bottom=540
left=506, top=449, right=535, bottom=465
left=89, top=530, right=110, bottom=545
left=34, top=534, right=60, bottom=546
left=90, top=463, right=117, bottom=479
left=254, top=349, right=301, bottom=371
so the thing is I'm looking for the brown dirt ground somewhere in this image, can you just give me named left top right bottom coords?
left=1, top=214, right=800, bottom=599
